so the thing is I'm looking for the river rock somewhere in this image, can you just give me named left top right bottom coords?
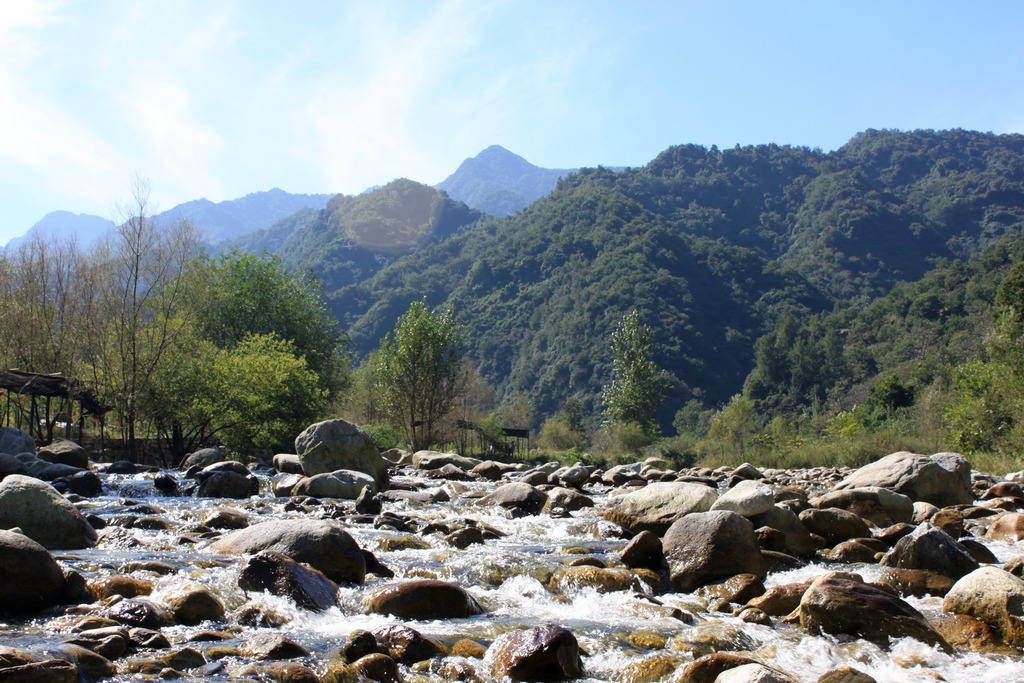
left=36, top=438, right=89, bottom=469
left=106, top=598, right=175, bottom=629
left=351, top=653, right=400, bottom=683
left=478, top=481, right=548, bottom=516
left=0, top=426, right=35, bottom=456
left=553, top=464, right=591, bottom=488
left=238, top=550, right=340, bottom=612
left=209, top=519, right=366, bottom=584
left=158, top=581, right=226, bottom=625
left=241, top=633, right=309, bottom=660
left=816, top=667, right=877, bottom=683
left=0, top=452, right=28, bottom=478
left=0, top=474, right=97, bottom=549
left=942, top=566, right=1024, bottom=647
left=485, top=624, right=584, bottom=682
left=715, top=662, right=797, bottom=683
left=291, top=469, right=377, bottom=499
left=799, top=571, right=949, bottom=650
left=471, top=459, right=525, bottom=480
left=663, top=510, right=766, bottom=592
left=620, top=529, right=664, bottom=570
left=877, top=568, right=955, bottom=598
left=0, top=659, right=78, bottom=683
left=180, top=447, right=230, bottom=470
left=545, top=486, right=594, bottom=513
left=810, top=487, right=913, bottom=525
left=710, top=479, right=775, bottom=517
left=0, top=529, right=68, bottom=613
left=745, top=581, right=810, bottom=616
left=833, top=451, right=973, bottom=506
left=271, top=453, right=303, bottom=474
left=294, top=419, right=387, bottom=488
left=798, top=507, right=870, bottom=547
left=878, top=524, right=978, bottom=580
left=548, top=566, right=646, bottom=595
left=364, top=579, right=484, bottom=619
left=412, top=450, right=479, bottom=470
left=52, top=469, right=103, bottom=497
left=603, top=481, right=718, bottom=535
left=748, top=505, right=817, bottom=557
left=371, top=623, right=444, bottom=664
left=985, top=511, right=1024, bottom=542
left=24, top=459, right=84, bottom=482
left=676, top=653, right=758, bottom=683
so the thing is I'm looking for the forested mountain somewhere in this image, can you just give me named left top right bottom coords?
left=228, top=178, right=481, bottom=295
left=436, top=145, right=575, bottom=216
left=317, top=129, right=1024, bottom=431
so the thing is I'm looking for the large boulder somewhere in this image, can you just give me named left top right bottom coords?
left=0, top=475, right=97, bottom=549
left=36, top=438, right=89, bottom=469
left=0, top=529, right=68, bottom=613
left=291, top=469, right=377, bottom=500
left=747, top=505, right=817, bottom=557
left=209, top=519, right=366, bottom=584
left=484, top=624, right=584, bottom=682
left=662, top=510, right=766, bottom=592
left=478, top=482, right=548, bottom=516
left=985, top=512, right=1024, bottom=543
left=879, top=524, right=979, bottom=580
left=834, top=451, right=973, bottom=506
left=180, top=447, right=231, bottom=470
left=238, top=550, right=340, bottom=612
left=943, top=566, right=1024, bottom=647
left=411, top=450, right=480, bottom=471
left=799, top=571, right=949, bottom=650
left=294, top=419, right=387, bottom=488
left=810, top=486, right=913, bottom=526
left=364, top=579, right=484, bottom=619
left=0, top=427, right=35, bottom=456
left=603, top=481, right=718, bottom=535
left=798, top=507, right=870, bottom=547
left=194, top=464, right=259, bottom=499
left=710, top=480, right=775, bottom=518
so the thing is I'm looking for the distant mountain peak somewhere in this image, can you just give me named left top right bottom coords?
left=437, top=146, right=575, bottom=217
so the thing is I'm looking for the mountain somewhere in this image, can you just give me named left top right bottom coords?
left=436, top=145, right=576, bottom=216
left=227, top=178, right=482, bottom=295
left=320, top=129, right=1024, bottom=430
left=4, top=211, right=114, bottom=251
left=4, top=189, right=334, bottom=252
left=157, top=188, right=334, bottom=244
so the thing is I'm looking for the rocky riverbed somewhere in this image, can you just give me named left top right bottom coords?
left=1, top=422, right=1024, bottom=683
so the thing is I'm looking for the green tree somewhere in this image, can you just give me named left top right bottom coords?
left=199, top=251, right=346, bottom=390
left=376, top=299, right=467, bottom=450
left=602, top=309, right=669, bottom=436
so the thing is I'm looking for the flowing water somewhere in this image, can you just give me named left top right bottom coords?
left=3, top=466, right=1024, bottom=682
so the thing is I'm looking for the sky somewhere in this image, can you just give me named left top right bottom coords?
left=2, top=0, right=1023, bottom=246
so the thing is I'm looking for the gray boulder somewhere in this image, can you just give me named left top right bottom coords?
left=879, top=524, right=979, bottom=580
left=834, top=451, right=973, bottom=506
left=711, top=480, right=775, bottom=517
left=810, top=486, right=913, bottom=526
left=411, top=450, right=480, bottom=471
left=36, top=438, right=89, bottom=469
left=0, top=427, right=35, bottom=457
left=209, top=519, right=366, bottom=584
left=603, top=481, right=718, bottom=535
left=662, top=510, right=766, bottom=592
left=180, top=447, right=231, bottom=470
left=479, top=482, right=548, bottom=516
left=271, top=453, right=303, bottom=474
left=295, top=419, right=387, bottom=488
left=748, top=505, right=818, bottom=557
left=292, top=469, right=377, bottom=499
left=0, top=529, right=68, bottom=613
left=0, top=474, right=97, bottom=549
left=0, top=452, right=28, bottom=478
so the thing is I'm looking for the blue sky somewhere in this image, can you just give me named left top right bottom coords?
left=2, top=0, right=1023, bottom=245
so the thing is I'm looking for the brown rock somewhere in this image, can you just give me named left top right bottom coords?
left=676, top=652, right=758, bottom=683
left=548, top=566, right=646, bottom=595
left=799, top=571, right=950, bottom=650
left=159, top=581, right=225, bottom=625
left=351, top=653, right=402, bottom=683
left=370, top=623, right=443, bottom=665
left=942, top=566, right=1024, bottom=647
left=238, top=550, right=339, bottom=612
left=816, top=666, right=877, bottom=683
left=745, top=582, right=810, bottom=616
left=364, top=579, right=484, bottom=619
left=798, top=508, right=871, bottom=547
left=985, top=511, right=1024, bottom=542
left=485, top=624, right=583, bottom=682
left=877, top=568, right=955, bottom=598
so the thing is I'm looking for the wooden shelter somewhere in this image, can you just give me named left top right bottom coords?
left=0, top=369, right=105, bottom=442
